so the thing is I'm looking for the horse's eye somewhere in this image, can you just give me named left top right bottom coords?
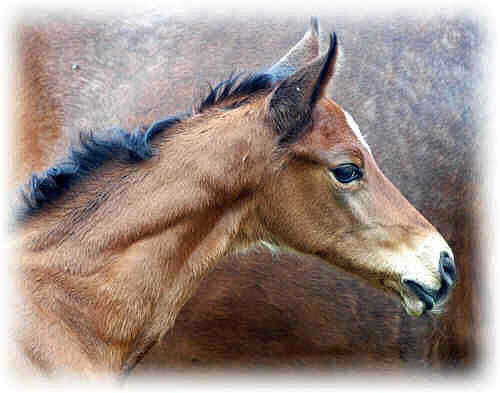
left=330, top=164, right=362, bottom=184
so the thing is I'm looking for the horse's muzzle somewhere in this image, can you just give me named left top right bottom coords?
left=404, top=251, right=457, bottom=311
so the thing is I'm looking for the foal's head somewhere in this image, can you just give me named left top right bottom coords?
left=243, top=20, right=456, bottom=316
left=18, top=19, right=455, bottom=320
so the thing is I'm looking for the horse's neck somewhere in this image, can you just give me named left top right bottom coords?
left=14, top=114, right=273, bottom=375
left=16, top=196, right=256, bottom=375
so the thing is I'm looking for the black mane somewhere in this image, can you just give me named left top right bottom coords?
left=198, top=72, right=274, bottom=112
left=16, top=71, right=275, bottom=221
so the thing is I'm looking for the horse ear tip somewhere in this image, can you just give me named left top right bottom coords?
left=329, top=32, right=338, bottom=51
left=310, top=16, right=320, bottom=35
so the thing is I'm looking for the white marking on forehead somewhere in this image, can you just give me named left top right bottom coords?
left=342, top=109, right=372, bottom=156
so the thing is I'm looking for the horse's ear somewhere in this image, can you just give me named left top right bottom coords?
left=266, top=33, right=338, bottom=144
left=268, top=16, right=322, bottom=81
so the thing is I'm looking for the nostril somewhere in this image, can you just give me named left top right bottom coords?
left=439, top=251, right=457, bottom=287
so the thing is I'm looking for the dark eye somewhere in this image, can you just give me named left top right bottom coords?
left=330, top=164, right=363, bottom=184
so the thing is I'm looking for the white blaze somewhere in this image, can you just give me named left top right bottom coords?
left=342, top=109, right=372, bottom=156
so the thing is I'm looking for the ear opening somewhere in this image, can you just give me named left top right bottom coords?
left=266, top=32, right=339, bottom=145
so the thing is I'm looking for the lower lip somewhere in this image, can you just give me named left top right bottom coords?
left=403, top=302, right=424, bottom=317
left=381, top=279, right=425, bottom=316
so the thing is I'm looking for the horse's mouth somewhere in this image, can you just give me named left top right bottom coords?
left=382, top=279, right=426, bottom=317
left=401, top=293, right=427, bottom=317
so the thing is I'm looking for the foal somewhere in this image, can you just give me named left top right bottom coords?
left=10, top=18, right=456, bottom=378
